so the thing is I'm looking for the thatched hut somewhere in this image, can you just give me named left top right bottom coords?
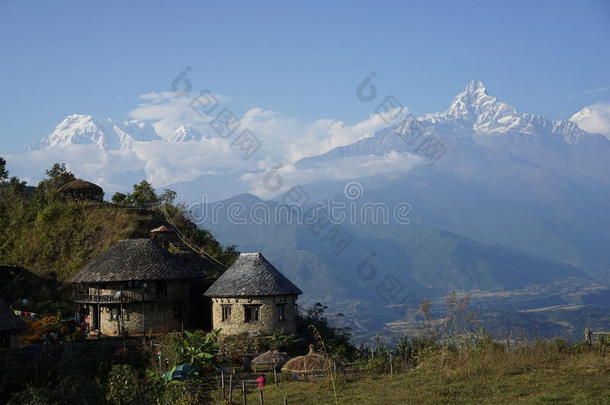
left=282, top=345, right=330, bottom=376
left=70, top=237, right=209, bottom=336
left=0, top=299, right=25, bottom=348
left=204, top=252, right=302, bottom=336
left=251, top=349, right=290, bottom=372
left=57, top=179, right=104, bottom=202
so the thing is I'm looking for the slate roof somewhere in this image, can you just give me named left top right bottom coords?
left=204, top=252, right=302, bottom=297
left=0, top=299, right=26, bottom=331
left=69, top=239, right=204, bottom=283
left=57, top=179, right=103, bottom=194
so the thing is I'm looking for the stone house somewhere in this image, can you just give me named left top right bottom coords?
left=0, top=298, right=25, bottom=348
left=204, top=252, right=302, bottom=336
left=57, top=179, right=104, bottom=202
left=70, top=237, right=210, bottom=336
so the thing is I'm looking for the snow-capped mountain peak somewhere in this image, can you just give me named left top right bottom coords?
left=169, top=125, right=203, bottom=142
left=40, top=114, right=161, bottom=150
left=443, top=80, right=519, bottom=129
left=44, top=114, right=114, bottom=149
left=422, top=80, right=590, bottom=143
left=446, top=79, right=490, bottom=115
left=569, top=105, right=610, bottom=140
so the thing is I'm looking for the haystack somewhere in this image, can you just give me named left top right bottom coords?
left=281, top=345, right=330, bottom=375
left=252, top=350, right=290, bottom=369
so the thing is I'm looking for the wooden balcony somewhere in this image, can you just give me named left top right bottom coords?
left=74, top=291, right=174, bottom=304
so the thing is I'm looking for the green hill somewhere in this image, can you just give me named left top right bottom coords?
left=0, top=200, right=236, bottom=281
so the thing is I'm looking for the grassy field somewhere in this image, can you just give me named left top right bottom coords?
left=235, top=346, right=610, bottom=405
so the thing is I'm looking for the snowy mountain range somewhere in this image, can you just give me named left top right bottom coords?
left=34, top=81, right=608, bottom=154
left=424, top=80, right=593, bottom=144
left=37, top=115, right=161, bottom=150
left=36, top=115, right=206, bottom=150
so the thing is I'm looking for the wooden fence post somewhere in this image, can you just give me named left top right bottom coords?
left=221, top=370, right=225, bottom=398
left=283, top=397, right=288, bottom=405
left=242, top=381, right=247, bottom=405
left=389, top=354, right=393, bottom=375
left=259, top=389, right=264, bottom=405
left=585, top=327, right=592, bottom=347
left=274, top=368, right=278, bottom=386
left=229, top=374, right=233, bottom=403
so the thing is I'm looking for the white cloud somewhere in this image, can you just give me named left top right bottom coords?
left=6, top=90, right=416, bottom=201
left=570, top=103, right=610, bottom=139
left=242, top=151, right=422, bottom=198
left=128, top=91, right=228, bottom=139
left=584, top=86, right=610, bottom=95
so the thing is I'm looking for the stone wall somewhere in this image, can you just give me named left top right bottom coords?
left=210, top=295, right=298, bottom=335
left=83, top=280, right=196, bottom=335
left=90, top=302, right=184, bottom=336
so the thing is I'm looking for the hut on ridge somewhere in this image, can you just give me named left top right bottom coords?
left=57, top=179, right=104, bottom=202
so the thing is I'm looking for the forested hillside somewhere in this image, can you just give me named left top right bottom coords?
left=0, top=157, right=237, bottom=282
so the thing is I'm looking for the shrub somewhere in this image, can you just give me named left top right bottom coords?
left=168, top=330, right=219, bottom=372
left=105, top=364, right=141, bottom=405
left=8, top=385, right=58, bottom=405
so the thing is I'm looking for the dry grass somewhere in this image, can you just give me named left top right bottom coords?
left=234, top=344, right=610, bottom=405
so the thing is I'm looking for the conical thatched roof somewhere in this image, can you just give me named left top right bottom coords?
left=57, top=179, right=103, bottom=194
left=252, top=350, right=290, bottom=367
left=0, top=299, right=26, bottom=331
left=69, top=239, right=204, bottom=283
left=204, top=252, right=302, bottom=297
left=281, top=345, right=330, bottom=374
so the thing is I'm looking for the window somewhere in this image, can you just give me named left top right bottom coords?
left=110, top=308, right=119, bottom=321
left=244, top=305, right=261, bottom=322
left=221, top=305, right=232, bottom=322
left=155, top=281, right=167, bottom=297
left=276, top=304, right=287, bottom=321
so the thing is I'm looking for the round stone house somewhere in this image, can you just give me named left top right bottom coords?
left=57, top=179, right=104, bottom=202
left=204, top=252, right=302, bottom=336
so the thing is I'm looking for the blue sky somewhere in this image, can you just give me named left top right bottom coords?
left=1, top=0, right=609, bottom=151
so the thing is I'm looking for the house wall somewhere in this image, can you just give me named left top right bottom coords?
left=83, top=280, right=198, bottom=335
left=91, top=302, right=184, bottom=336
left=210, top=295, right=298, bottom=335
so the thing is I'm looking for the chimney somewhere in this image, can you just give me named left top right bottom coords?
left=150, top=225, right=175, bottom=250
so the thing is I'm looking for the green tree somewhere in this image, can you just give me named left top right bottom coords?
left=159, top=189, right=177, bottom=206
left=111, top=192, right=127, bottom=205
left=298, top=303, right=356, bottom=361
left=0, top=157, right=8, bottom=182
left=35, top=163, right=76, bottom=203
left=125, top=180, right=159, bottom=208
